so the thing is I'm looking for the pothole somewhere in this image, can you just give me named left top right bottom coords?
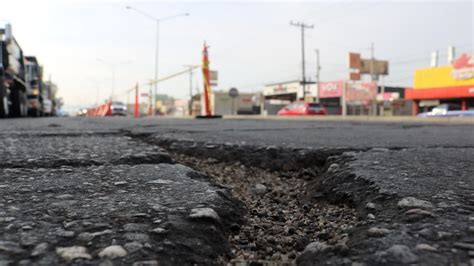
left=169, top=153, right=360, bottom=265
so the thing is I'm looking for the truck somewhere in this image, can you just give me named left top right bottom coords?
left=0, top=24, right=28, bottom=118
left=24, top=56, right=43, bottom=116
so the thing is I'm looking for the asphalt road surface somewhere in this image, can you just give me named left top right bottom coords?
left=0, top=117, right=473, bottom=265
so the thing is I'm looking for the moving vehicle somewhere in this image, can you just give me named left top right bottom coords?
left=0, top=24, right=28, bottom=118
left=417, top=103, right=474, bottom=117
left=25, top=56, right=43, bottom=117
left=277, top=101, right=327, bottom=116
left=110, top=101, right=127, bottom=116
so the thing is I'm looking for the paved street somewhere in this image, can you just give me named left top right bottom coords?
left=0, top=117, right=473, bottom=265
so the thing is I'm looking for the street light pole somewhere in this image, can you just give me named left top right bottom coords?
left=154, top=20, right=160, bottom=115
left=126, top=6, right=189, bottom=115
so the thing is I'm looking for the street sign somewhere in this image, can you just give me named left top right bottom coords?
left=210, top=70, right=218, bottom=86
left=229, top=87, right=239, bottom=98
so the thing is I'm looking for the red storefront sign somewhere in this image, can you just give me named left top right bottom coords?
left=319, top=81, right=344, bottom=98
left=346, top=81, right=377, bottom=102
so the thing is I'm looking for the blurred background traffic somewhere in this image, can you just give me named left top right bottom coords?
left=1, top=1, right=472, bottom=119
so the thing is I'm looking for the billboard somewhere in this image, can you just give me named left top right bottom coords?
left=414, top=52, right=474, bottom=90
left=319, top=81, right=344, bottom=98
left=360, top=59, right=389, bottom=75
left=346, top=81, right=377, bottom=102
left=348, top=52, right=361, bottom=69
left=347, top=52, right=389, bottom=77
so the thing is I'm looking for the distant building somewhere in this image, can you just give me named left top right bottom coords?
left=193, top=90, right=258, bottom=116
left=406, top=51, right=474, bottom=115
left=262, top=80, right=315, bottom=115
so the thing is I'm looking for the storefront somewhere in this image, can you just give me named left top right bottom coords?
left=262, top=80, right=315, bottom=115
left=406, top=52, right=474, bottom=115
left=318, top=80, right=344, bottom=115
left=318, top=80, right=378, bottom=115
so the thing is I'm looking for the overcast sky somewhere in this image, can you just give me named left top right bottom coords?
left=2, top=0, right=473, bottom=110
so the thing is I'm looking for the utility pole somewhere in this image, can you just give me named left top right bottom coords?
left=370, top=42, right=375, bottom=80
left=290, top=21, right=314, bottom=100
left=315, top=49, right=321, bottom=103
left=370, top=42, right=376, bottom=116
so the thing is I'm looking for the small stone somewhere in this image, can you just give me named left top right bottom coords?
left=55, top=194, right=74, bottom=200
left=416, top=243, right=437, bottom=252
left=367, top=213, right=375, bottom=220
left=398, top=197, right=433, bottom=209
left=147, top=179, right=173, bottom=184
left=31, top=243, right=48, bottom=256
left=124, top=242, right=143, bottom=253
left=468, top=250, right=474, bottom=257
left=366, top=202, right=376, bottom=209
left=77, top=232, right=94, bottom=242
left=468, top=226, right=474, bottom=233
left=93, top=229, right=113, bottom=237
left=21, top=225, right=33, bottom=230
left=124, top=233, right=150, bottom=243
left=98, top=245, right=127, bottom=259
left=56, top=230, right=75, bottom=238
left=377, top=245, right=418, bottom=264
left=301, top=241, right=331, bottom=254
left=56, top=246, right=92, bottom=261
left=368, top=227, right=391, bottom=237
left=151, top=227, right=167, bottom=234
left=437, top=231, right=453, bottom=240
left=188, top=207, right=221, bottom=223
left=252, top=184, right=268, bottom=195
left=133, top=261, right=159, bottom=266
left=327, top=163, right=339, bottom=173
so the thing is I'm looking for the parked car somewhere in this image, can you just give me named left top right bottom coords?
left=417, top=103, right=474, bottom=117
left=277, top=101, right=327, bottom=116
left=110, top=101, right=127, bottom=116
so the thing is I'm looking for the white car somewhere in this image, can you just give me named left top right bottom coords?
left=42, top=99, right=53, bottom=116
left=110, top=101, right=127, bottom=116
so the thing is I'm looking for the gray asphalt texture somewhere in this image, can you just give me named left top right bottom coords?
left=0, top=116, right=473, bottom=265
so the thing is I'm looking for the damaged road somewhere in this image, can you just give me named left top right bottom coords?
left=0, top=117, right=473, bottom=265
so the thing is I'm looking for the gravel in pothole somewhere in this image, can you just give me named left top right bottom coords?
left=173, top=154, right=359, bottom=265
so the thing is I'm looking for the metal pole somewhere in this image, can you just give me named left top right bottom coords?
left=370, top=42, right=376, bottom=116
left=134, top=83, right=139, bottom=118
left=189, top=68, right=193, bottom=116
left=154, top=20, right=160, bottom=116
left=342, top=81, right=347, bottom=116
left=149, top=82, right=153, bottom=116
left=290, top=21, right=313, bottom=101
left=111, top=67, right=115, bottom=100
left=315, top=49, right=320, bottom=103
left=301, top=25, right=306, bottom=100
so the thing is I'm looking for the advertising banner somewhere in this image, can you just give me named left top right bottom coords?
left=346, top=81, right=378, bottom=102
left=348, top=52, right=361, bottom=69
left=319, top=81, right=344, bottom=98
left=360, top=59, right=389, bottom=75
